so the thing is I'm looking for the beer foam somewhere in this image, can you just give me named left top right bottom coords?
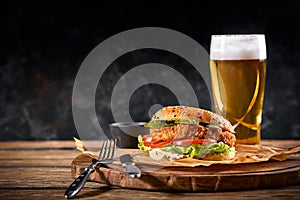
left=210, top=35, right=266, bottom=60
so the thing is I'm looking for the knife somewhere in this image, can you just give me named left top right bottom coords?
left=119, top=154, right=141, bottom=178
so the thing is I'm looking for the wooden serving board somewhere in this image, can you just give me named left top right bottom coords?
left=71, top=154, right=300, bottom=192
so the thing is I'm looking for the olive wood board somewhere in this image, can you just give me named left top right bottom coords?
left=71, top=154, right=300, bottom=192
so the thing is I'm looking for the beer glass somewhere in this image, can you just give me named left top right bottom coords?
left=210, top=35, right=267, bottom=144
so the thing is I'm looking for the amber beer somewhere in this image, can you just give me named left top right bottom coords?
left=210, top=35, right=267, bottom=144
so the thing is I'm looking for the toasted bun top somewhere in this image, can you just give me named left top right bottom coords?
left=152, top=106, right=234, bottom=133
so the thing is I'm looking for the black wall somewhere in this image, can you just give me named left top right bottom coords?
left=1, top=1, right=300, bottom=140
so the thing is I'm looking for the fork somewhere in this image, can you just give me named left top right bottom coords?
left=64, top=139, right=116, bottom=199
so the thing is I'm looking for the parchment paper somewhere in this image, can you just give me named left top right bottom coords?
left=74, top=138, right=300, bottom=167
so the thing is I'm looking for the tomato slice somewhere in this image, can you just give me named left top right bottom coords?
left=192, top=139, right=216, bottom=144
left=148, top=140, right=173, bottom=148
left=173, top=139, right=193, bottom=146
left=173, top=139, right=216, bottom=146
left=142, top=135, right=216, bottom=148
left=142, top=135, right=172, bottom=148
left=142, top=135, right=152, bottom=143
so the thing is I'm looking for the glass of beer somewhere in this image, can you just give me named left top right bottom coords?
left=210, top=35, right=267, bottom=144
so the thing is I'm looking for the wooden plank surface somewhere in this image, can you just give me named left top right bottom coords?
left=0, top=150, right=78, bottom=167
left=0, top=140, right=75, bottom=149
left=0, top=140, right=299, bottom=199
left=0, top=186, right=300, bottom=200
left=0, top=168, right=71, bottom=188
left=0, top=150, right=78, bottom=159
left=0, top=140, right=100, bottom=150
left=0, top=158, right=73, bottom=167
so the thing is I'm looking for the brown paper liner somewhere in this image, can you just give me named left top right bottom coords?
left=74, top=138, right=300, bottom=167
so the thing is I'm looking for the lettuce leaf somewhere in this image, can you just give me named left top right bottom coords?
left=161, top=145, right=187, bottom=154
left=137, top=135, right=233, bottom=158
left=144, top=120, right=169, bottom=129
left=161, top=142, right=232, bottom=158
left=199, top=142, right=231, bottom=155
left=144, top=119, right=200, bottom=129
left=185, top=144, right=201, bottom=157
left=138, top=135, right=150, bottom=152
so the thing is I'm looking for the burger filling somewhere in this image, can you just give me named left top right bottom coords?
left=145, top=120, right=235, bottom=147
left=138, top=120, right=236, bottom=159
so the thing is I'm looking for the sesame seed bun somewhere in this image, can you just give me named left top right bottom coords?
left=152, top=106, right=235, bottom=133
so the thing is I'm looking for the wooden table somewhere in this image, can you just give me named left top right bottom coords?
left=0, top=140, right=299, bottom=200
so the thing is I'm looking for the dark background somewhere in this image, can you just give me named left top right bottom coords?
left=1, top=0, right=300, bottom=140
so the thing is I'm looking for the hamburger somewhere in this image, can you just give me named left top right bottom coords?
left=138, top=106, right=236, bottom=161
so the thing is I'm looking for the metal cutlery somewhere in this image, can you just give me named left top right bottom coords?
left=119, top=154, right=141, bottom=178
left=64, top=139, right=116, bottom=199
